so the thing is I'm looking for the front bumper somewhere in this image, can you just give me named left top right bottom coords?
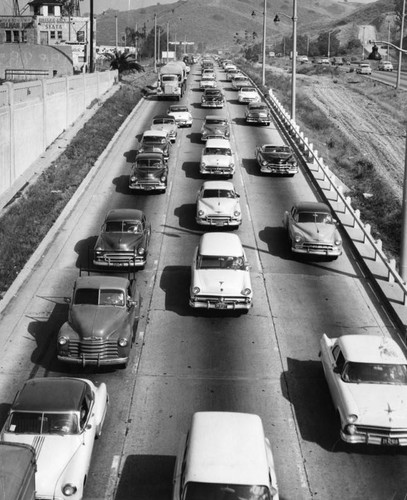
left=246, top=117, right=271, bottom=124
left=201, top=101, right=224, bottom=108
left=58, top=354, right=129, bottom=366
left=129, top=182, right=166, bottom=192
left=190, top=296, right=252, bottom=310
left=200, top=166, right=235, bottom=176
left=291, top=244, right=342, bottom=257
left=260, top=164, right=298, bottom=175
left=93, top=253, right=146, bottom=267
left=340, top=427, right=407, bottom=446
left=196, top=216, right=241, bottom=227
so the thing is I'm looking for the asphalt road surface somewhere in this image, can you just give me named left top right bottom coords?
left=0, top=63, right=406, bottom=500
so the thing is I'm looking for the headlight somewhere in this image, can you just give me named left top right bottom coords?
left=94, top=250, right=102, bottom=255
left=58, top=337, right=68, bottom=346
left=262, top=160, right=267, bottom=166
left=234, top=210, right=241, bottom=217
left=201, top=162, right=206, bottom=168
left=118, top=338, right=128, bottom=347
left=160, top=175, right=167, bottom=182
left=198, top=210, right=204, bottom=216
left=229, top=162, right=234, bottom=168
left=347, top=414, right=358, bottom=423
left=130, top=176, right=136, bottom=182
left=137, top=247, right=145, bottom=255
left=345, top=424, right=357, bottom=435
left=242, top=288, right=251, bottom=296
left=334, top=238, right=342, bottom=246
left=193, top=286, right=200, bottom=294
left=62, top=484, right=77, bottom=496
left=294, top=233, right=303, bottom=244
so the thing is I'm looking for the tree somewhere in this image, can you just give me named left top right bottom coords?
left=394, top=0, right=406, bottom=30
left=103, top=51, right=145, bottom=76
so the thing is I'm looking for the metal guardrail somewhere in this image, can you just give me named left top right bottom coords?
left=264, top=88, right=407, bottom=306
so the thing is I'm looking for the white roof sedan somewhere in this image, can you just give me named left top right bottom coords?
left=238, top=86, right=261, bottom=103
left=1, top=377, right=108, bottom=499
left=320, top=333, right=407, bottom=446
left=196, top=180, right=241, bottom=228
left=166, top=104, right=193, bottom=127
left=200, top=77, right=217, bottom=89
left=200, top=138, right=235, bottom=177
left=189, top=232, right=252, bottom=311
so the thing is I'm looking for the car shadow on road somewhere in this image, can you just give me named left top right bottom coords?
left=182, top=161, right=201, bottom=179
left=112, top=175, right=132, bottom=195
left=259, top=226, right=291, bottom=258
left=186, top=132, right=203, bottom=144
left=114, top=454, right=175, bottom=500
left=233, top=117, right=250, bottom=126
left=0, top=404, right=11, bottom=429
left=160, top=265, right=191, bottom=316
left=123, top=149, right=138, bottom=163
left=74, top=235, right=98, bottom=270
left=241, top=157, right=260, bottom=177
left=174, top=203, right=198, bottom=231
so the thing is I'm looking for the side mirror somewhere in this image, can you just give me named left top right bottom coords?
left=64, top=297, right=71, bottom=304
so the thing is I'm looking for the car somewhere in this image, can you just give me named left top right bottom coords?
left=200, top=76, right=217, bottom=89
left=172, top=412, right=279, bottom=500
left=196, top=180, right=241, bottom=227
left=245, top=102, right=271, bottom=125
left=201, top=115, right=230, bottom=141
left=0, top=377, right=108, bottom=500
left=150, top=115, right=177, bottom=143
left=137, top=129, right=171, bottom=161
left=378, top=60, right=393, bottom=71
left=226, top=68, right=242, bottom=80
left=320, top=57, right=330, bottom=65
left=231, top=75, right=251, bottom=90
left=93, top=209, right=151, bottom=268
left=283, top=201, right=342, bottom=258
left=320, top=333, right=407, bottom=446
left=238, top=86, right=261, bottom=104
left=356, top=63, right=372, bottom=75
left=57, top=275, right=140, bottom=367
left=201, top=88, right=225, bottom=108
left=129, top=152, right=168, bottom=192
left=255, top=143, right=298, bottom=175
left=297, top=55, right=309, bottom=63
left=331, top=56, right=344, bottom=66
left=201, top=68, right=216, bottom=79
left=223, top=62, right=237, bottom=71
left=189, top=232, right=252, bottom=311
left=200, top=138, right=235, bottom=177
left=166, top=104, right=193, bottom=127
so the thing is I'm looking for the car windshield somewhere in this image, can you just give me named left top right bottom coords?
left=136, top=158, right=163, bottom=169
left=198, top=255, right=245, bottom=270
left=342, top=362, right=407, bottom=385
left=143, top=137, right=166, bottom=144
left=206, top=119, right=227, bottom=126
left=74, top=288, right=125, bottom=306
left=202, top=189, right=235, bottom=198
left=153, top=118, right=174, bottom=125
left=8, top=411, right=79, bottom=435
left=104, top=220, right=142, bottom=232
left=204, top=148, right=232, bottom=156
left=241, top=87, right=255, bottom=92
left=184, top=482, right=271, bottom=500
left=296, top=212, right=333, bottom=224
left=170, top=106, right=187, bottom=112
left=263, top=146, right=290, bottom=153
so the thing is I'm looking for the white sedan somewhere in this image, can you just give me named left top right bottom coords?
left=320, top=333, right=407, bottom=445
left=196, top=180, right=241, bottom=228
left=200, top=138, right=235, bottom=177
left=166, top=104, right=193, bottom=127
left=1, top=377, right=108, bottom=499
left=190, top=232, right=252, bottom=311
left=238, top=86, right=261, bottom=104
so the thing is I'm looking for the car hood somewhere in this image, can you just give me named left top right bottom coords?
left=261, top=151, right=294, bottom=162
left=248, top=109, right=269, bottom=117
left=201, top=155, right=232, bottom=167
left=204, top=124, right=228, bottom=135
left=69, top=306, right=125, bottom=338
left=346, top=383, right=407, bottom=427
left=198, top=198, right=238, bottom=214
left=169, top=112, right=191, bottom=121
left=97, top=232, right=143, bottom=251
left=292, top=222, right=337, bottom=242
left=151, top=124, right=174, bottom=134
left=193, top=269, right=251, bottom=296
left=139, top=144, right=166, bottom=154
left=3, top=433, right=82, bottom=497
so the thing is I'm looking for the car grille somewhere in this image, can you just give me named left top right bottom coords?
left=67, top=339, right=119, bottom=359
left=95, top=252, right=142, bottom=266
left=302, top=242, right=334, bottom=251
left=355, top=425, right=407, bottom=438
left=193, top=295, right=250, bottom=304
left=204, top=166, right=232, bottom=173
left=206, top=215, right=232, bottom=224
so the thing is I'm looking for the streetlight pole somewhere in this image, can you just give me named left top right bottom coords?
left=388, top=20, right=391, bottom=61
left=327, top=31, right=331, bottom=58
left=154, top=13, right=157, bottom=72
left=115, top=15, right=118, bottom=51
left=362, top=26, right=366, bottom=60
left=166, top=21, right=169, bottom=63
left=397, top=0, right=406, bottom=90
left=262, top=0, right=267, bottom=86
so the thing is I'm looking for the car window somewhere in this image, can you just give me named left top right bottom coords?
left=105, top=221, right=123, bottom=232
left=137, top=159, right=163, bottom=168
left=206, top=119, right=227, bottom=125
left=123, top=221, right=142, bottom=233
left=202, top=189, right=235, bottom=198
left=297, top=212, right=332, bottom=224
left=342, top=362, right=407, bottom=385
left=74, top=288, right=99, bottom=305
left=100, top=289, right=125, bottom=306
left=143, top=137, right=166, bottom=144
left=8, top=412, right=79, bottom=435
left=204, top=148, right=231, bottom=156
left=198, top=255, right=245, bottom=270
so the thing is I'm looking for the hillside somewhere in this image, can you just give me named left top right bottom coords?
left=95, top=0, right=383, bottom=51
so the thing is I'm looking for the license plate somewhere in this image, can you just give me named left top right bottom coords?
left=382, top=437, right=399, bottom=445
left=215, top=302, right=227, bottom=309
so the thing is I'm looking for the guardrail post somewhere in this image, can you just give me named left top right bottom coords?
left=389, top=259, right=396, bottom=284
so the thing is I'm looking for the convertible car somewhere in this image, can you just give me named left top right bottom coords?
left=1, top=377, right=108, bottom=500
left=57, top=275, right=140, bottom=367
left=196, top=180, right=241, bottom=228
left=93, top=209, right=151, bottom=268
left=255, top=144, right=298, bottom=175
left=283, top=201, right=342, bottom=258
left=320, top=333, right=407, bottom=446
left=190, top=232, right=252, bottom=311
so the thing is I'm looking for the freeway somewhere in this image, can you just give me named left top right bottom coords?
left=371, top=67, right=407, bottom=90
left=1, top=62, right=407, bottom=500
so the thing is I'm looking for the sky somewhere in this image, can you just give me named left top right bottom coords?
left=1, top=0, right=175, bottom=16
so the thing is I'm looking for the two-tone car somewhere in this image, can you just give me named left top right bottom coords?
left=1, top=377, right=108, bottom=500
left=129, top=152, right=168, bottom=192
left=283, top=201, right=342, bottom=259
left=93, top=209, right=151, bottom=268
left=196, top=180, right=241, bottom=228
left=189, top=232, right=252, bottom=312
left=245, top=102, right=271, bottom=125
left=201, top=115, right=230, bottom=142
left=231, top=75, right=251, bottom=90
left=200, top=76, right=217, bottom=90
left=150, top=115, right=177, bottom=143
left=137, top=129, right=171, bottom=161
left=255, top=143, right=298, bottom=175
left=356, top=63, right=372, bottom=75
left=57, top=275, right=140, bottom=367
left=320, top=333, right=407, bottom=446
left=166, top=104, right=193, bottom=127
left=200, top=138, right=235, bottom=177
left=238, top=86, right=260, bottom=104
left=201, top=88, right=225, bottom=108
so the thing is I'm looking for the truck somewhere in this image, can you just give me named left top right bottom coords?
left=156, top=61, right=187, bottom=100
left=0, top=442, right=36, bottom=500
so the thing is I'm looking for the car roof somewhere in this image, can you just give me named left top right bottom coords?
left=201, top=180, right=235, bottom=190
left=75, top=275, right=129, bottom=290
left=152, top=115, right=175, bottom=121
left=185, top=412, right=270, bottom=485
left=199, top=232, right=243, bottom=256
left=248, top=102, right=267, bottom=108
left=262, top=142, right=288, bottom=149
left=105, top=208, right=144, bottom=222
left=142, top=129, right=168, bottom=138
left=135, top=152, right=165, bottom=160
left=294, top=201, right=331, bottom=213
left=12, top=378, right=88, bottom=412
left=205, top=138, right=231, bottom=148
left=205, top=115, right=228, bottom=121
left=337, top=335, right=407, bottom=365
